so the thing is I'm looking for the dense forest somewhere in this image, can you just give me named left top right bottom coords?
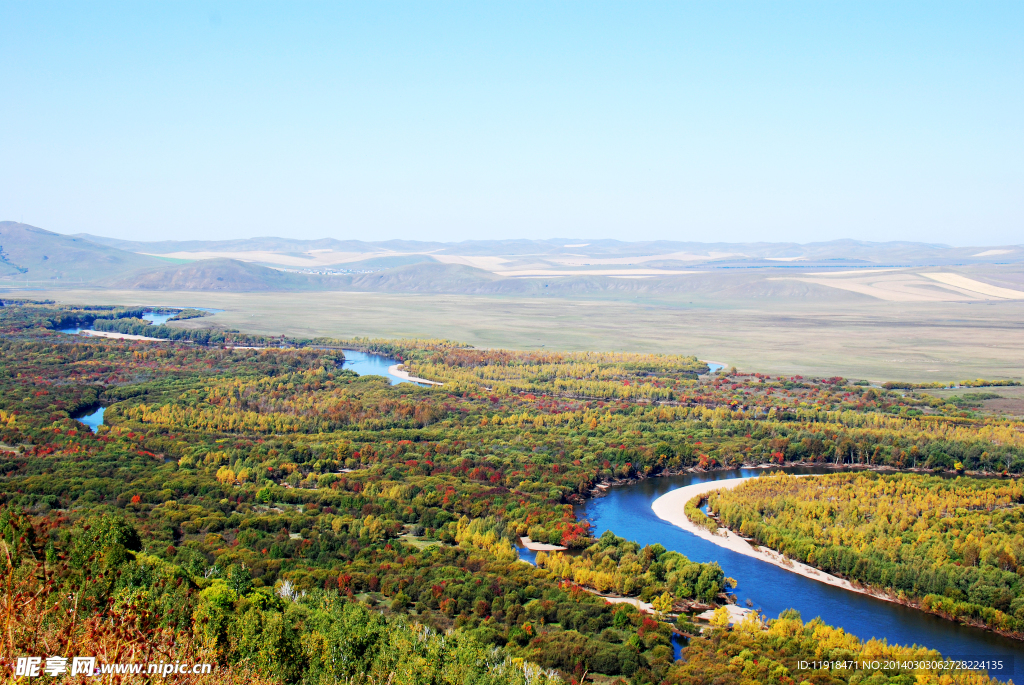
left=708, top=472, right=1024, bottom=636
left=0, top=300, right=1018, bottom=683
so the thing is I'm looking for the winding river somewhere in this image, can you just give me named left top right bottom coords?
left=576, top=467, right=1022, bottom=681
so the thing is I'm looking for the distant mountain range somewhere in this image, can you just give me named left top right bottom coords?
left=73, top=230, right=1024, bottom=264
left=2, top=222, right=1022, bottom=301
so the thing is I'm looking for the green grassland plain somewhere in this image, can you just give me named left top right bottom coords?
left=14, top=286, right=1024, bottom=384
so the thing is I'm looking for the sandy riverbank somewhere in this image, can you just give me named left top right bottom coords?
left=81, top=330, right=165, bottom=342
left=587, top=590, right=654, bottom=613
left=388, top=364, right=444, bottom=386
left=519, top=536, right=567, bottom=552
left=651, top=478, right=892, bottom=601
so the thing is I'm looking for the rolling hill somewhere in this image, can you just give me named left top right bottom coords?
left=0, top=222, right=167, bottom=285
left=73, top=232, right=1024, bottom=265
left=106, top=258, right=328, bottom=291
left=4, top=222, right=1023, bottom=304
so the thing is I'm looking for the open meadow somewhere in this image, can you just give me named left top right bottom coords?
left=20, top=285, right=1024, bottom=384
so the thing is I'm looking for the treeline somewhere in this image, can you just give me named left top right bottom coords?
left=171, top=308, right=213, bottom=321
left=92, top=317, right=281, bottom=346
left=664, top=609, right=1000, bottom=684
left=43, top=305, right=148, bottom=331
left=537, top=531, right=729, bottom=603
left=885, top=380, right=1022, bottom=389
left=684, top=496, right=718, bottom=533
left=404, top=349, right=707, bottom=399
left=709, top=472, right=1024, bottom=636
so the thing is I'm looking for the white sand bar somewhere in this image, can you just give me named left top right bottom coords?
left=388, top=365, right=444, bottom=386
left=652, top=477, right=891, bottom=600
left=81, top=330, right=165, bottom=342
left=591, top=592, right=654, bottom=613
left=519, top=536, right=567, bottom=552
left=696, top=604, right=754, bottom=626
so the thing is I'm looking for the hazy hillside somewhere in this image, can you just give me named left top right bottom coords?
left=73, top=234, right=453, bottom=256
left=0, top=222, right=166, bottom=285
left=74, top=232, right=1024, bottom=265
left=107, top=258, right=328, bottom=291
left=84, top=256, right=873, bottom=299
left=4, top=223, right=1023, bottom=303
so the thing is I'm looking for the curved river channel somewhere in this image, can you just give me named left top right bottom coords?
left=575, top=467, right=1023, bottom=681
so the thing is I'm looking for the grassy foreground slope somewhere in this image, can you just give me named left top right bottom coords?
left=0, top=301, right=1018, bottom=683
left=709, top=473, right=1024, bottom=637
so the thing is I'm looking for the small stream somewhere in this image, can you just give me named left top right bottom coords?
left=73, top=406, right=105, bottom=432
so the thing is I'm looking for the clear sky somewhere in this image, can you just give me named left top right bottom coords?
left=1, top=2, right=1021, bottom=245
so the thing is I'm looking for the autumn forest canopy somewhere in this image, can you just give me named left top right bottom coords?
left=0, top=300, right=1021, bottom=684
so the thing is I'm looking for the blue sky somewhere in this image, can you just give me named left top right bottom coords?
left=1, top=2, right=1021, bottom=245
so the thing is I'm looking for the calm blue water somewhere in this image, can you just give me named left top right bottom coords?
left=515, top=545, right=539, bottom=565
left=154, top=307, right=225, bottom=314
left=73, top=406, right=105, bottom=432
left=340, top=349, right=424, bottom=386
left=705, top=362, right=724, bottom=373
left=576, top=467, right=1022, bottom=680
left=142, top=312, right=174, bottom=325
left=59, top=308, right=223, bottom=335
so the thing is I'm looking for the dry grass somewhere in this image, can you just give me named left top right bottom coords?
left=779, top=270, right=1024, bottom=302
left=12, top=283, right=1024, bottom=384
left=921, top=386, right=1024, bottom=419
left=0, top=544, right=279, bottom=685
